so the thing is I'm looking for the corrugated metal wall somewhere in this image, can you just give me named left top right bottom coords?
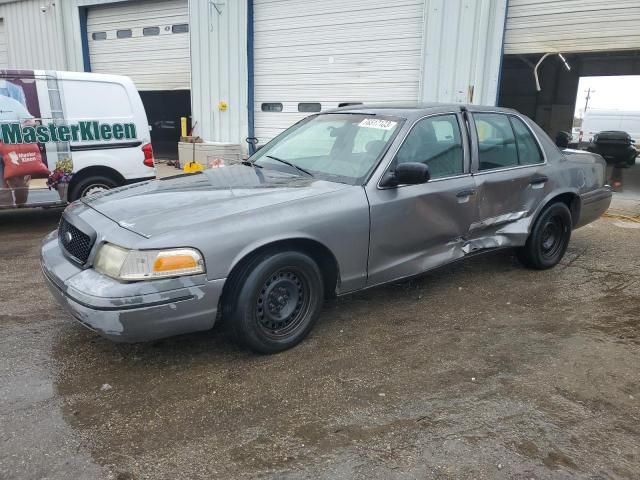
left=505, top=0, right=640, bottom=54
left=421, top=0, right=507, bottom=106
left=0, top=0, right=67, bottom=69
left=0, top=18, right=8, bottom=67
left=189, top=0, right=248, bottom=146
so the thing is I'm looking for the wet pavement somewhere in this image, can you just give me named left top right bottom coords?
left=1, top=201, right=639, bottom=480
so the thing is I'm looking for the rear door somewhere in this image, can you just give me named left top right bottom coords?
left=468, top=112, right=550, bottom=242
left=0, top=71, right=69, bottom=208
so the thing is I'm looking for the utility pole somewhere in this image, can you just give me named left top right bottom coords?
left=583, top=87, right=595, bottom=116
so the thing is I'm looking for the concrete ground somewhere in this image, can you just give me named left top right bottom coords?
left=1, top=191, right=639, bottom=479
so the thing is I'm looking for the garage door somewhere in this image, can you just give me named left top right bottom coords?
left=253, top=0, right=425, bottom=143
left=87, top=0, right=190, bottom=91
left=0, top=19, right=8, bottom=68
left=505, top=0, right=640, bottom=54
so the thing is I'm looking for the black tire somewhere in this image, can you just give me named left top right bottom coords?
left=69, top=175, right=119, bottom=201
left=517, top=202, right=572, bottom=270
left=227, top=251, right=324, bottom=354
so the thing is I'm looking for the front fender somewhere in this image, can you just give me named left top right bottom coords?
left=201, top=186, right=371, bottom=293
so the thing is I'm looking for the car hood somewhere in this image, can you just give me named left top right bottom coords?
left=81, top=164, right=350, bottom=238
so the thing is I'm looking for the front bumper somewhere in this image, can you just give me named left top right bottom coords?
left=41, top=231, right=225, bottom=342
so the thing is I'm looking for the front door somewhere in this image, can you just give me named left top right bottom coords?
left=468, top=112, right=550, bottom=243
left=366, top=112, right=478, bottom=287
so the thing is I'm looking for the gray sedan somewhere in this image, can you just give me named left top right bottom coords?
left=41, top=104, right=612, bottom=353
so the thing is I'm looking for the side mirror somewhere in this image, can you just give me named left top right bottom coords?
left=380, top=162, right=430, bottom=188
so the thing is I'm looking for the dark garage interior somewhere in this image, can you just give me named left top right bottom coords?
left=499, top=50, right=640, bottom=198
left=139, top=90, right=191, bottom=160
left=498, top=50, right=640, bottom=138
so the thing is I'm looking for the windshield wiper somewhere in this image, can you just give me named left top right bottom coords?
left=265, top=155, right=314, bottom=178
left=241, top=160, right=263, bottom=168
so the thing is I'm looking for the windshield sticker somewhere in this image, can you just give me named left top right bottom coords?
left=358, top=118, right=397, bottom=130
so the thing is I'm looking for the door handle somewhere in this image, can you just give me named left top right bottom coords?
left=530, top=175, right=548, bottom=185
left=456, top=189, right=477, bottom=198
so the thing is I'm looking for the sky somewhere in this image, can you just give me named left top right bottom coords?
left=574, top=76, right=640, bottom=117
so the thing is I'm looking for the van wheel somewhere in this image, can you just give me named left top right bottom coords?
left=69, top=176, right=119, bottom=201
left=517, top=202, right=572, bottom=270
left=227, top=251, right=324, bottom=354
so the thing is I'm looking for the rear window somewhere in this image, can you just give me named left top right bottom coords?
left=61, top=80, right=134, bottom=120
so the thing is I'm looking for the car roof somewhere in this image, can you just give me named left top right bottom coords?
left=323, top=103, right=520, bottom=120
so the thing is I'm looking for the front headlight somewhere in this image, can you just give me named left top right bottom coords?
left=94, top=243, right=205, bottom=281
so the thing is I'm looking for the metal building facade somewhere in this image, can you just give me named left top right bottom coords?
left=251, top=0, right=507, bottom=143
left=505, top=0, right=640, bottom=54
left=0, top=0, right=509, bottom=148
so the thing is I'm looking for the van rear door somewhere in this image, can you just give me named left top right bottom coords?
left=0, top=70, right=71, bottom=208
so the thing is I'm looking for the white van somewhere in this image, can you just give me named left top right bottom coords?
left=580, top=109, right=640, bottom=145
left=0, top=69, right=155, bottom=209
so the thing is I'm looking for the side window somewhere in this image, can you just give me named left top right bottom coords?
left=474, top=113, right=518, bottom=171
left=510, top=116, right=543, bottom=165
left=395, top=114, right=464, bottom=179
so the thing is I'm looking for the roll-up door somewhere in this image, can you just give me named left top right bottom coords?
left=253, top=0, right=425, bottom=143
left=505, top=0, right=640, bottom=55
left=87, top=0, right=190, bottom=91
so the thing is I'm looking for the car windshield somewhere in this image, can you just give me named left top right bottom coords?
left=251, top=113, right=402, bottom=185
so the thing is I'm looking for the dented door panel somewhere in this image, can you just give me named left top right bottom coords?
left=468, top=165, right=551, bottom=248
left=366, top=175, right=478, bottom=287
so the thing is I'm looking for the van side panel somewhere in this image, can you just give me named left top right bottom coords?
left=60, top=76, right=155, bottom=181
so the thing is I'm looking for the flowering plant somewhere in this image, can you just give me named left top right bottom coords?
left=46, top=158, right=73, bottom=190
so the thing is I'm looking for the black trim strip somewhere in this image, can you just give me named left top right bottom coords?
left=70, top=141, right=142, bottom=152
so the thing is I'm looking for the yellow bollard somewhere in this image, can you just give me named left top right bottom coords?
left=180, top=117, right=188, bottom=138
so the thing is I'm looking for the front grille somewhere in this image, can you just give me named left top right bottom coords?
left=58, top=218, right=93, bottom=264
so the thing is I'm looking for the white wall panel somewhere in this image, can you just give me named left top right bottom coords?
left=421, top=0, right=507, bottom=106
left=505, top=0, right=640, bottom=54
left=0, top=0, right=67, bottom=70
left=87, top=0, right=190, bottom=91
left=0, top=19, right=8, bottom=68
left=189, top=0, right=248, bottom=146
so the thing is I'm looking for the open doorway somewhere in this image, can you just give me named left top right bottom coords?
left=139, top=90, right=191, bottom=160
left=499, top=51, right=640, bottom=203
left=573, top=76, right=640, bottom=198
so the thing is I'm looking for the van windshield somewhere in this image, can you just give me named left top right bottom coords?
left=251, top=113, right=402, bottom=185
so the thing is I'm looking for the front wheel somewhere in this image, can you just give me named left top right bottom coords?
left=517, top=202, right=572, bottom=270
left=228, top=251, right=324, bottom=354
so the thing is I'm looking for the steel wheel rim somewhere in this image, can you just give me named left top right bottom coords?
left=255, top=268, right=310, bottom=338
left=82, top=184, right=110, bottom=197
left=541, top=216, right=564, bottom=259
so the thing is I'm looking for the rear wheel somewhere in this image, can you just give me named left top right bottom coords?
left=69, top=175, right=119, bottom=201
left=517, top=202, right=572, bottom=270
left=227, top=251, right=324, bottom=354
